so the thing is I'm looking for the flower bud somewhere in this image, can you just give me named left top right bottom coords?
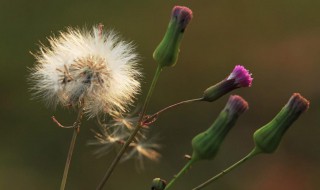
left=253, top=93, right=310, bottom=154
left=203, top=65, right=253, bottom=102
left=153, top=6, right=193, bottom=68
left=191, top=95, right=249, bottom=161
left=151, top=178, right=167, bottom=190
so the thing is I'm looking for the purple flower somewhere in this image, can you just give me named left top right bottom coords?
left=202, top=65, right=253, bottom=102
left=227, top=65, right=253, bottom=87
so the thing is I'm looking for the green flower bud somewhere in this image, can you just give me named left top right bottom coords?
left=191, top=95, right=249, bottom=161
left=253, top=93, right=310, bottom=154
left=153, top=6, right=193, bottom=68
left=151, top=178, right=167, bottom=190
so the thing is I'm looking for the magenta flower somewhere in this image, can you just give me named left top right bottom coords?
left=227, top=65, right=253, bottom=87
left=202, top=65, right=253, bottom=102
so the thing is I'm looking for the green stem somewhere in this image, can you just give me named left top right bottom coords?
left=60, top=106, right=84, bottom=190
left=164, top=159, right=195, bottom=190
left=192, top=148, right=261, bottom=190
left=96, top=65, right=162, bottom=190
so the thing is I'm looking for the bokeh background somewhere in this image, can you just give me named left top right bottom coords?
left=1, top=0, right=319, bottom=189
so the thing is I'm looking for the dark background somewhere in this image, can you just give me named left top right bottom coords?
left=1, top=0, right=319, bottom=189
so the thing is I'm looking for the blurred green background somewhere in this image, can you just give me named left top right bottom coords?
left=1, top=0, right=319, bottom=189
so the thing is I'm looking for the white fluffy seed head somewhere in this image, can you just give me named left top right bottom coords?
left=30, top=25, right=142, bottom=116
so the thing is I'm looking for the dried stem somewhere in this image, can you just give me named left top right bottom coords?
left=59, top=105, right=85, bottom=190
left=96, top=65, right=162, bottom=190
left=143, top=97, right=204, bottom=124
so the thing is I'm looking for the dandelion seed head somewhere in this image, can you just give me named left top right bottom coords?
left=30, top=25, right=141, bottom=116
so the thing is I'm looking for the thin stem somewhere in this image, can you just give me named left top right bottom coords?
left=96, top=65, right=162, bottom=190
left=143, top=97, right=203, bottom=124
left=60, top=106, right=84, bottom=190
left=164, top=159, right=195, bottom=190
left=192, top=149, right=261, bottom=190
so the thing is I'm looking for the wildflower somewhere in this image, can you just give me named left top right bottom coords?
left=253, top=93, right=310, bottom=154
left=153, top=6, right=193, bottom=68
left=30, top=25, right=141, bottom=116
left=203, top=65, right=253, bottom=102
left=192, top=95, right=249, bottom=161
left=227, top=65, right=253, bottom=87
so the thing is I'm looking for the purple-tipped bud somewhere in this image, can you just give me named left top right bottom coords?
left=172, top=6, right=193, bottom=31
left=191, top=95, right=249, bottom=161
left=203, top=65, right=253, bottom=102
left=286, top=93, right=310, bottom=114
left=153, top=6, right=193, bottom=68
left=227, top=65, right=253, bottom=87
left=226, top=95, right=249, bottom=116
left=253, top=93, right=310, bottom=154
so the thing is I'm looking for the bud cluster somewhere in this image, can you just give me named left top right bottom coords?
left=149, top=5, right=311, bottom=190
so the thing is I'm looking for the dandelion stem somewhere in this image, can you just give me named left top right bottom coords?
left=96, top=65, right=162, bottom=190
left=164, top=159, right=195, bottom=190
left=144, top=97, right=203, bottom=124
left=60, top=106, right=84, bottom=190
left=192, top=148, right=260, bottom=190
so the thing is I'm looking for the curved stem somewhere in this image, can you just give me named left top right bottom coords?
left=60, top=106, right=84, bottom=190
left=143, top=97, right=203, bottom=124
left=164, top=159, right=195, bottom=190
left=192, top=148, right=260, bottom=190
left=155, top=98, right=204, bottom=116
left=96, top=65, right=162, bottom=190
